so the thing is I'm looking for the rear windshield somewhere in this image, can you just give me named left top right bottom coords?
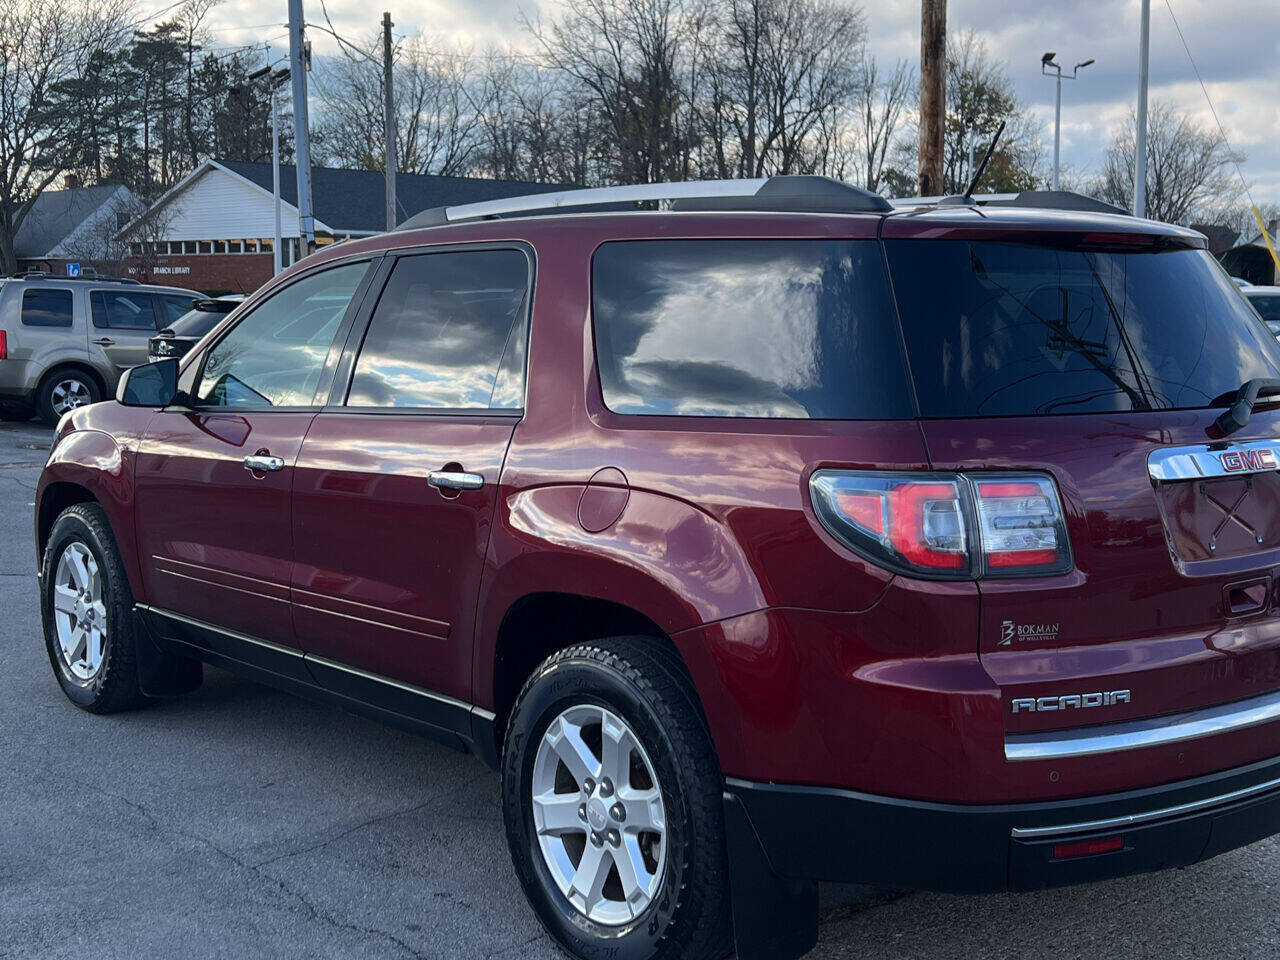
left=168, top=309, right=226, bottom=339
left=592, top=239, right=913, bottom=419
left=887, top=240, right=1280, bottom=418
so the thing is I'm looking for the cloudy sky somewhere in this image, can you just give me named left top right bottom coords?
left=178, top=0, right=1280, bottom=205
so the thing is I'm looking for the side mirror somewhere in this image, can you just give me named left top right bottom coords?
left=117, top=358, right=179, bottom=407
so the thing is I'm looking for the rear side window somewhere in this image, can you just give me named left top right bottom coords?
left=21, top=289, right=73, bottom=327
left=91, top=290, right=158, bottom=330
left=346, top=249, right=530, bottom=410
left=887, top=241, right=1280, bottom=417
left=158, top=295, right=197, bottom=325
left=592, top=240, right=913, bottom=419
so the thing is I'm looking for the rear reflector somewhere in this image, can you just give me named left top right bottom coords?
left=810, top=470, right=1072, bottom=580
left=1052, top=835, right=1125, bottom=860
left=0, top=329, right=6, bottom=360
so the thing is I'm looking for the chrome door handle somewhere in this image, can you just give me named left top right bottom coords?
left=243, top=454, right=285, bottom=473
left=428, top=471, right=484, bottom=491
left=93, top=337, right=115, bottom=346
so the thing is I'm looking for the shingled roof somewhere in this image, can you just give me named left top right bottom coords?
left=214, top=159, right=572, bottom=233
left=15, top=185, right=133, bottom=258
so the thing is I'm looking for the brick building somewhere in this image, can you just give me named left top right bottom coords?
left=119, top=160, right=569, bottom=294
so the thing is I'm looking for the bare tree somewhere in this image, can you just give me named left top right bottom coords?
left=314, top=32, right=480, bottom=178
left=530, top=0, right=703, bottom=184
left=1098, top=100, right=1245, bottom=223
left=701, top=0, right=865, bottom=178
left=852, top=55, right=913, bottom=193
left=0, top=0, right=134, bottom=273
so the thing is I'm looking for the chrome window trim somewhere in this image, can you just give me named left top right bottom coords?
left=1010, top=772, right=1280, bottom=839
left=1006, top=688, right=1280, bottom=763
left=1148, top=439, right=1280, bottom=481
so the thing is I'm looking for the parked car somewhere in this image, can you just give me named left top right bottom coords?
left=1243, top=285, right=1280, bottom=336
left=148, top=296, right=245, bottom=362
left=1233, top=276, right=1254, bottom=288
left=0, top=273, right=200, bottom=423
left=34, top=177, right=1280, bottom=960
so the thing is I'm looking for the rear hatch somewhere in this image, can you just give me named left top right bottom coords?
left=883, top=215, right=1280, bottom=781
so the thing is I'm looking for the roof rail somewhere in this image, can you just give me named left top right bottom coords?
left=9, top=270, right=141, bottom=284
left=396, top=175, right=893, bottom=230
left=890, top=190, right=1131, bottom=217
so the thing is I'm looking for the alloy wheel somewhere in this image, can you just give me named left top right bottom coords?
left=51, top=541, right=107, bottom=681
left=50, top=378, right=93, bottom=417
left=531, top=704, right=667, bottom=926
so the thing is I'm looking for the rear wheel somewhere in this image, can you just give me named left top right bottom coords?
left=37, top=369, right=100, bottom=424
left=41, top=503, right=152, bottom=713
left=502, top=638, right=732, bottom=960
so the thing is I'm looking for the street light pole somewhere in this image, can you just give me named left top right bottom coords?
left=1135, top=0, right=1151, bottom=217
left=287, top=0, right=316, bottom=259
left=1040, top=53, right=1094, bottom=191
left=271, top=84, right=282, bottom=276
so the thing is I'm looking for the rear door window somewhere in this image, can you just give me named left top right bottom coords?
left=21, top=289, right=73, bottom=327
left=591, top=239, right=913, bottom=419
left=346, top=249, right=530, bottom=410
left=1248, top=294, right=1280, bottom=323
left=886, top=240, right=1280, bottom=417
left=91, top=290, right=159, bottom=330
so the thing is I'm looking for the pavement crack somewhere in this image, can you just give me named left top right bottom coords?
left=44, top=773, right=432, bottom=960
left=251, top=799, right=435, bottom=870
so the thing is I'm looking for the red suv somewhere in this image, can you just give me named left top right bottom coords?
left=35, top=177, right=1280, bottom=960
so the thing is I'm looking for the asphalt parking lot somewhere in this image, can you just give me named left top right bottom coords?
left=3, top=417, right=1280, bottom=959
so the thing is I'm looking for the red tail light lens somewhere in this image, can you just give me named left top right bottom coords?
left=0, top=329, right=7, bottom=360
left=811, top=470, right=1072, bottom=580
left=811, top=474, right=969, bottom=577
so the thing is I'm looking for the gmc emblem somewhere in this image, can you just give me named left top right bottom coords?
left=1221, top=448, right=1279, bottom=473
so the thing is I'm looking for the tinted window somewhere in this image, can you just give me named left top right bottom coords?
left=91, top=290, right=158, bottom=330
left=591, top=240, right=913, bottom=419
left=196, top=262, right=368, bottom=407
left=169, top=309, right=226, bottom=339
left=158, top=295, right=197, bottom=324
left=886, top=241, right=1280, bottom=417
left=21, top=289, right=73, bottom=327
left=347, top=250, right=530, bottom=409
left=1247, top=294, right=1280, bottom=323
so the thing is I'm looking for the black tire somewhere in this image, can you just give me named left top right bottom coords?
left=36, top=368, right=101, bottom=425
left=41, top=503, right=153, bottom=713
left=502, top=638, right=732, bottom=960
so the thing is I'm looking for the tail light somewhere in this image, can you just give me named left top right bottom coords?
left=0, top=330, right=6, bottom=360
left=810, top=471, right=1072, bottom=579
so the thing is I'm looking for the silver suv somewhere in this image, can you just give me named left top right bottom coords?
left=0, top=274, right=200, bottom=423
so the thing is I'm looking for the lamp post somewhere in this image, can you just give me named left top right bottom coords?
left=247, top=66, right=291, bottom=275
left=1041, top=52, right=1094, bottom=190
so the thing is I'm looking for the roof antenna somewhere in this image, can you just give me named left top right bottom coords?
left=939, top=121, right=1007, bottom=206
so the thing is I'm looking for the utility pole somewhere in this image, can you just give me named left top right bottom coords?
left=288, top=0, right=316, bottom=258
left=383, top=11, right=397, bottom=231
left=1134, top=0, right=1151, bottom=217
left=918, top=0, right=946, bottom=196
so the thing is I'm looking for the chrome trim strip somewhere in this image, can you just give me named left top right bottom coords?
left=1010, top=773, right=1280, bottom=839
left=1147, top=439, right=1280, bottom=481
left=139, top=604, right=302, bottom=658
left=1006, top=688, right=1280, bottom=762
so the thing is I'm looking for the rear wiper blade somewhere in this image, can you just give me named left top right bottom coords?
left=1214, top=378, right=1280, bottom=435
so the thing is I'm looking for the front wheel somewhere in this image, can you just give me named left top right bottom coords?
left=41, top=503, right=152, bottom=713
left=502, top=639, right=732, bottom=960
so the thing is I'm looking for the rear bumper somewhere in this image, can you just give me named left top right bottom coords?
left=726, top=752, right=1280, bottom=893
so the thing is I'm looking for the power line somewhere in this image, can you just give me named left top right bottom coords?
left=1162, top=0, right=1252, bottom=203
